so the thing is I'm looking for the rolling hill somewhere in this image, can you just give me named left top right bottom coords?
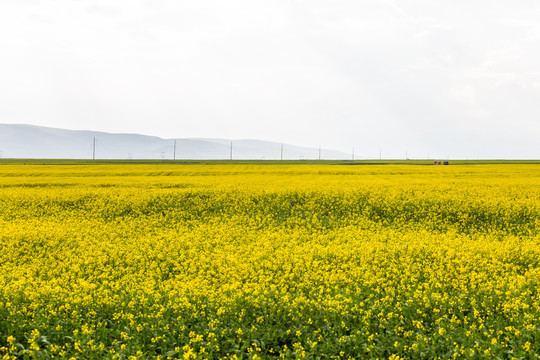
left=0, top=124, right=350, bottom=160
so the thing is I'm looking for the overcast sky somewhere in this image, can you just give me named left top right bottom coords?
left=1, top=1, right=539, bottom=159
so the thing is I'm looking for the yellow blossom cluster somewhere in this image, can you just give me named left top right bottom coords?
left=0, top=163, right=539, bottom=359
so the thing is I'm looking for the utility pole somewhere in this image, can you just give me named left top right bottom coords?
left=280, top=144, right=283, bottom=160
left=318, top=145, right=321, bottom=160
left=92, top=137, right=96, bottom=160
left=173, top=140, right=176, bottom=160
left=230, top=141, right=233, bottom=160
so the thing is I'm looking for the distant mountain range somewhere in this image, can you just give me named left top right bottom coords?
left=0, top=124, right=350, bottom=160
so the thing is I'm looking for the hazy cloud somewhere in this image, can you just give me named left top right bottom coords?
left=0, top=0, right=538, bottom=158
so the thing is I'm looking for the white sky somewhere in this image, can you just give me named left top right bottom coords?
left=1, top=0, right=539, bottom=159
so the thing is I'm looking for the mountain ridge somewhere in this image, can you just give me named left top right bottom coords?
left=0, top=124, right=350, bottom=160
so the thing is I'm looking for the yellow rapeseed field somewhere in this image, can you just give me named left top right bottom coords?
left=0, top=163, right=539, bottom=359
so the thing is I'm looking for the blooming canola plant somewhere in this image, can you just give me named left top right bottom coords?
left=0, top=164, right=538, bottom=359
